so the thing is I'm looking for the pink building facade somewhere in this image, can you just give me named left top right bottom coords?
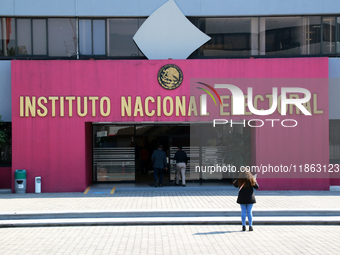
left=10, top=58, right=336, bottom=192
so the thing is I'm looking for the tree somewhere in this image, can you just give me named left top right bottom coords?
left=0, top=115, right=7, bottom=148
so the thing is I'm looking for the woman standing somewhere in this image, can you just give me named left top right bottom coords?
left=233, top=168, right=259, bottom=231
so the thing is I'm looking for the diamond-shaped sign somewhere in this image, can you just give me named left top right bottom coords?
left=133, top=0, right=211, bottom=60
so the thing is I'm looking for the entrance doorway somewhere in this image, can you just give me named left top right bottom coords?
left=92, top=124, right=191, bottom=184
left=135, top=125, right=190, bottom=184
left=92, top=123, right=251, bottom=184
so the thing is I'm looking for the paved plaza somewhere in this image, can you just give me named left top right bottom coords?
left=0, top=225, right=339, bottom=255
left=0, top=186, right=340, bottom=254
left=1, top=187, right=340, bottom=213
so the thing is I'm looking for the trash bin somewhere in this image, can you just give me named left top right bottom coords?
left=35, top=176, right=41, bottom=193
left=15, top=169, right=27, bottom=194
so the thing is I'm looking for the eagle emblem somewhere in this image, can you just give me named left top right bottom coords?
left=157, top=64, right=183, bottom=90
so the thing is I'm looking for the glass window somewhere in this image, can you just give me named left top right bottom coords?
left=7, top=18, right=16, bottom=56
left=93, top=125, right=135, bottom=182
left=48, top=18, right=76, bottom=57
left=263, top=17, right=302, bottom=55
left=198, top=18, right=258, bottom=56
left=17, top=19, right=32, bottom=55
left=305, top=17, right=321, bottom=55
left=337, top=17, right=340, bottom=53
left=33, top=19, right=47, bottom=55
left=107, top=18, right=145, bottom=57
left=2, top=15, right=340, bottom=59
left=1, top=18, right=16, bottom=56
left=0, top=19, right=3, bottom=56
left=330, top=120, right=340, bottom=162
left=79, top=19, right=105, bottom=56
left=93, top=20, right=105, bottom=55
left=323, top=17, right=336, bottom=54
left=261, top=16, right=321, bottom=56
left=79, top=19, right=92, bottom=55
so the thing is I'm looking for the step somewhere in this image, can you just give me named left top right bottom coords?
left=1, top=216, right=340, bottom=228
left=0, top=209, right=339, bottom=220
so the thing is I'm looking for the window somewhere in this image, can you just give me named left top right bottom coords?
left=306, top=17, right=321, bottom=55
left=17, top=19, right=32, bottom=55
left=323, top=17, right=336, bottom=54
left=48, top=18, right=76, bottom=57
left=337, top=17, right=340, bottom=53
left=330, top=120, right=340, bottom=163
left=16, top=19, right=47, bottom=56
left=79, top=19, right=91, bottom=55
left=198, top=18, right=258, bottom=56
left=107, top=18, right=145, bottom=57
left=0, top=19, right=2, bottom=55
left=2, top=15, right=340, bottom=59
left=93, top=20, right=105, bottom=55
left=261, top=17, right=321, bottom=56
left=6, top=18, right=16, bottom=56
left=79, top=19, right=106, bottom=56
left=33, top=19, right=47, bottom=55
left=0, top=18, right=16, bottom=56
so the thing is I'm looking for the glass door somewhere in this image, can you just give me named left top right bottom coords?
left=135, top=134, right=169, bottom=184
left=93, top=124, right=135, bottom=182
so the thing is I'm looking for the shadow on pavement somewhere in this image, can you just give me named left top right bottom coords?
left=193, top=231, right=240, bottom=235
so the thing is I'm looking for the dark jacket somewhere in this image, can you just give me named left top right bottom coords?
left=151, top=149, right=167, bottom=169
left=233, top=180, right=259, bottom=204
left=174, top=150, right=188, bottom=164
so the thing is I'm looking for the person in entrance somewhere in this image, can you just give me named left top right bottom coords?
left=151, top=144, right=167, bottom=187
left=174, top=145, right=188, bottom=187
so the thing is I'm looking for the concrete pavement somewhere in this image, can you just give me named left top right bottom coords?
left=1, top=184, right=340, bottom=254
left=0, top=184, right=340, bottom=227
left=0, top=225, right=339, bottom=255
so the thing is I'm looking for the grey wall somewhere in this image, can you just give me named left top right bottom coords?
left=0, top=61, right=11, bottom=122
left=1, top=0, right=340, bottom=17
left=329, top=59, right=340, bottom=120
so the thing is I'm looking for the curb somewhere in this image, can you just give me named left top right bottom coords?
left=330, top=186, right=340, bottom=191
left=1, top=216, right=340, bottom=228
left=1, top=209, right=340, bottom=220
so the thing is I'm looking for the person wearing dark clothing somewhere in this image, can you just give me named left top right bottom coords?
left=233, top=168, right=259, bottom=231
left=173, top=145, right=188, bottom=186
left=151, top=144, right=167, bottom=187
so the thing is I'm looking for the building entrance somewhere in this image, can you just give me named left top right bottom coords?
left=92, top=123, right=251, bottom=184
left=134, top=125, right=191, bottom=184
left=92, top=124, right=191, bottom=184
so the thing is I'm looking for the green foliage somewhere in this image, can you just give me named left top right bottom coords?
left=224, top=129, right=251, bottom=169
left=0, top=115, right=7, bottom=147
left=8, top=47, right=16, bottom=56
